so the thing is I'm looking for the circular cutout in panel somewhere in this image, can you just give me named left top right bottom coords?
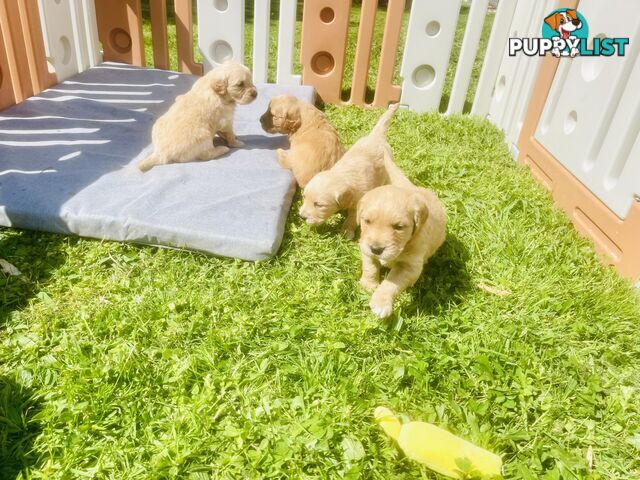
left=320, top=7, right=335, bottom=23
left=425, top=21, right=440, bottom=37
left=60, top=35, right=72, bottom=65
left=110, top=28, right=132, bottom=54
left=412, top=65, right=436, bottom=89
left=213, top=0, right=228, bottom=12
left=494, top=75, right=506, bottom=101
left=210, top=40, right=233, bottom=64
left=564, top=110, right=577, bottom=134
left=311, top=51, right=335, bottom=76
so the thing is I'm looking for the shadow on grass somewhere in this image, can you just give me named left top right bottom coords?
left=403, top=233, right=472, bottom=316
left=0, top=376, right=41, bottom=479
left=0, top=230, right=67, bottom=328
left=438, top=93, right=473, bottom=114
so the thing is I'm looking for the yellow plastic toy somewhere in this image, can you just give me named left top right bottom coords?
left=374, top=407, right=502, bottom=479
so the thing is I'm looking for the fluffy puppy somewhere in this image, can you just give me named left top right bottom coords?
left=358, top=185, right=447, bottom=318
left=260, top=95, right=344, bottom=187
left=299, top=103, right=403, bottom=239
left=138, top=61, right=257, bottom=172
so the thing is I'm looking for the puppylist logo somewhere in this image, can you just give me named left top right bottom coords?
left=509, top=9, right=629, bottom=58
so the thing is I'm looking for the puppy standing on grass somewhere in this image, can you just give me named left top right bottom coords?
left=358, top=185, right=447, bottom=318
left=299, top=103, right=406, bottom=239
left=260, top=95, right=344, bottom=187
left=138, top=61, right=257, bottom=172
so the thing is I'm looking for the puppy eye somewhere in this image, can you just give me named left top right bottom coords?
left=314, top=202, right=324, bottom=208
left=560, top=18, right=565, bottom=24
left=392, top=223, right=405, bottom=230
left=237, top=81, right=245, bottom=87
left=363, top=219, right=371, bottom=225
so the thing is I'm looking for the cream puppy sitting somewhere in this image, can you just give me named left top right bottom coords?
left=260, top=95, right=344, bottom=187
left=358, top=185, right=447, bottom=318
left=299, top=103, right=401, bottom=239
left=138, top=61, right=257, bottom=172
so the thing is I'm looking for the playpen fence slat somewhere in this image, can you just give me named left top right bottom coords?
left=300, top=0, right=351, bottom=105
left=21, top=0, right=56, bottom=91
left=1, top=1, right=31, bottom=101
left=488, top=0, right=538, bottom=137
left=502, top=0, right=553, bottom=154
left=372, top=0, right=404, bottom=108
left=348, top=0, right=376, bottom=105
left=94, top=0, right=145, bottom=67
left=446, top=0, right=489, bottom=115
left=197, top=0, right=245, bottom=73
left=149, top=0, right=169, bottom=70
left=39, top=0, right=80, bottom=80
left=79, top=0, right=102, bottom=68
left=174, top=0, right=203, bottom=75
left=400, top=0, right=462, bottom=112
left=0, top=2, right=21, bottom=108
left=252, top=0, right=270, bottom=83
left=471, top=0, right=518, bottom=117
left=276, top=0, right=301, bottom=85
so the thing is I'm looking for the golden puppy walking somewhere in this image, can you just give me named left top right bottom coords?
left=260, top=95, right=344, bottom=187
left=358, top=185, right=447, bottom=318
left=138, top=61, right=257, bottom=172
left=299, top=103, right=406, bottom=239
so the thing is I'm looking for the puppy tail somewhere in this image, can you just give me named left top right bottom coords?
left=138, top=153, right=160, bottom=172
left=370, top=102, right=399, bottom=140
left=382, top=144, right=414, bottom=188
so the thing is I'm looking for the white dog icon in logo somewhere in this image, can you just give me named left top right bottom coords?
left=544, top=9, right=583, bottom=57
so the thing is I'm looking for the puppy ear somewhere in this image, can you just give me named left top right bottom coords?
left=284, top=106, right=302, bottom=133
left=213, top=77, right=228, bottom=97
left=566, top=9, right=577, bottom=19
left=334, top=186, right=352, bottom=210
left=544, top=12, right=560, bottom=30
left=412, top=195, right=429, bottom=234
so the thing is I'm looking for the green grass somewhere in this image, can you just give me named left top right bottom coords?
left=2, top=4, right=640, bottom=480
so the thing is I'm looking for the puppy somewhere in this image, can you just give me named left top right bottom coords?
left=358, top=185, right=446, bottom=318
left=138, top=61, right=257, bottom=172
left=299, top=103, right=406, bottom=239
left=260, top=95, right=344, bottom=187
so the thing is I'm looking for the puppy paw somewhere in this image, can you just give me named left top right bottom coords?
left=229, top=139, right=245, bottom=148
left=359, top=276, right=379, bottom=292
left=215, top=145, right=230, bottom=155
left=341, top=227, right=356, bottom=240
left=369, top=291, right=394, bottom=319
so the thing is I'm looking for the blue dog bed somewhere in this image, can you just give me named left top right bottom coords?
left=0, top=62, right=315, bottom=260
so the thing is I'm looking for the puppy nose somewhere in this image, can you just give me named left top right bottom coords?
left=250, top=89, right=258, bottom=99
left=299, top=211, right=308, bottom=220
left=572, top=19, right=580, bottom=25
left=370, top=245, right=385, bottom=255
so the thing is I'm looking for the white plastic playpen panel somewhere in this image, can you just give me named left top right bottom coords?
left=486, top=0, right=556, bottom=157
left=534, top=0, right=640, bottom=219
left=38, top=0, right=102, bottom=81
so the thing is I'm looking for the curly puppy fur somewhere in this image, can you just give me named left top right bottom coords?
left=357, top=185, right=447, bottom=318
left=138, top=61, right=257, bottom=172
left=259, top=95, right=344, bottom=187
left=298, top=103, right=408, bottom=239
